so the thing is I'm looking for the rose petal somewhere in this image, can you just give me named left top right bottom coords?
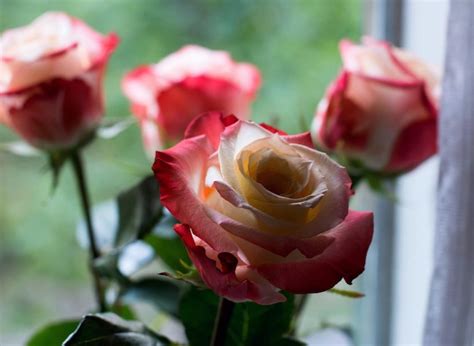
left=0, top=68, right=103, bottom=149
left=315, top=71, right=435, bottom=170
left=390, top=47, right=441, bottom=105
left=121, top=65, right=159, bottom=119
left=259, top=123, right=287, bottom=135
left=289, top=144, right=352, bottom=237
left=341, top=38, right=416, bottom=83
left=385, top=115, right=437, bottom=172
left=72, top=16, right=119, bottom=70
left=254, top=210, right=374, bottom=293
left=138, top=117, right=162, bottom=158
left=0, top=12, right=117, bottom=93
left=175, top=224, right=286, bottom=305
left=122, top=46, right=260, bottom=150
left=153, top=45, right=261, bottom=97
left=153, top=135, right=239, bottom=254
left=184, top=111, right=238, bottom=149
left=211, top=180, right=326, bottom=235
left=156, top=76, right=250, bottom=139
left=218, top=121, right=273, bottom=192
left=283, top=131, right=314, bottom=148
left=206, top=206, right=335, bottom=259
left=258, top=123, right=313, bottom=148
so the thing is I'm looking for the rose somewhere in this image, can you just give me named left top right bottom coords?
left=122, top=45, right=260, bottom=156
left=0, top=12, right=118, bottom=150
left=153, top=112, right=373, bottom=304
left=311, top=37, right=439, bottom=174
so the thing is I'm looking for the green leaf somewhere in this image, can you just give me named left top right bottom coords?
left=366, top=174, right=398, bottom=201
left=0, top=140, right=41, bottom=157
left=121, top=277, right=185, bottom=317
left=93, top=241, right=155, bottom=282
left=160, top=266, right=204, bottom=287
left=27, top=320, right=80, bottom=346
left=63, top=313, right=172, bottom=345
left=93, top=248, right=126, bottom=282
left=228, top=291, right=296, bottom=346
left=48, top=151, right=69, bottom=191
left=328, top=288, right=365, bottom=298
left=179, top=287, right=219, bottom=346
left=97, top=118, right=134, bottom=139
left=145, top=213, right=190, bottom=271
left=111, top=303, right=137, bottom=321
left=76, top=200, right=118, bottom=252
left=179, top=287, right=299, bottom=346
left=76, top=176, right=162, bottom=252
left=115, top=175, right=163, bottom=248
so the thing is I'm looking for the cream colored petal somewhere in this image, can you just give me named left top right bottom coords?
left=218, top=121, right=272, bottom=191
left=235, top=136, right=328, bottom=224
left=210, top=180, right=317, bottom=235
left=0, top=12, right=92, bottom=92
left=392, top=47, right=441, bottom=103
left=290, top=144, right=351, bottom=237
left=341, top=38, right=419, bottom=83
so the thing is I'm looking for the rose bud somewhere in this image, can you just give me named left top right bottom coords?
left=122, top=45, right=261, bottom=156
left=311, top=37, right=439, bottom=174
left=153, top=112, right=373, bottom=305
left=0, top=12, right=118, bottom=151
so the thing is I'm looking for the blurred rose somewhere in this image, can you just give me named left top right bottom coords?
left=122, top=45, right=261, bottom=156
left=154, top=112, right=373, bottom=305
left=0, top=12, right=118, bottom=150
left=311, top=37, right=439, bottom=173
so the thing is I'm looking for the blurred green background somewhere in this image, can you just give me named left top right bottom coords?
left=0, top=0, right=362, bottom=344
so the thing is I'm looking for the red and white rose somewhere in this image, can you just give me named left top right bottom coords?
left=153, top=112, right=373, bottom=305
left=0, top=12, right=118, bottom=150
left=311, top=37, right=439, bottom=173
left=122, top=45, right=260, bottom=156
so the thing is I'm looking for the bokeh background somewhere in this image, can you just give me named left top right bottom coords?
left=0, top=0, right=363, bottom=344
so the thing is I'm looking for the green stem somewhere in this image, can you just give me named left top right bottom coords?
left=71, top=151, right=106, bottom=312
left=210, top=297, right=235, bottom=346
left=289, top=294, right=308, bottom=336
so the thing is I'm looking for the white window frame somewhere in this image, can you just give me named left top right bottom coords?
left=358, top=1, right=449, bottom=345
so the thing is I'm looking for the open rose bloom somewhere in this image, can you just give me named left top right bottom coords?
left=122, top=45, right=260, bottom=156
left=154, top=112, right=373, bottom=304
left=312, top=37, right=439, bottom=174
left=0, top=12, right=118, bottom=150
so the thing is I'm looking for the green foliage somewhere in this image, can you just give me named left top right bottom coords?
left=0, top=141, right=40, bottom=157
left=93, top=248, right=127, bottom=282
left=120, top=277, right=184, bottom=318
left=110, top=304, right=138, bottom=321
left=115, top=175, right=162, bottom=247
left=337, top=153, right=400, bottom=196
left=63, top=313, right=173, bottom=345
left=97, top=118, right=135, bottom=140
left=27, top=320, right=81, bottom=346
left=179, top=288, right=219, bottom=346
left=328, top=288, right=365, bottom=298
left=145, top=213, right=190, bottom=271
left=160, top=263, right=205, bottom=288
left=228, top=292, right=298, bottom=346
left=179, top=287, right=303, bottom=346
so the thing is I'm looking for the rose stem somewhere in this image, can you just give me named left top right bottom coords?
left=289, top=294, right=308, bottom=335
left=71, top=150, right=106, bottom=312
left=211, top=297, right=235, bottom=346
